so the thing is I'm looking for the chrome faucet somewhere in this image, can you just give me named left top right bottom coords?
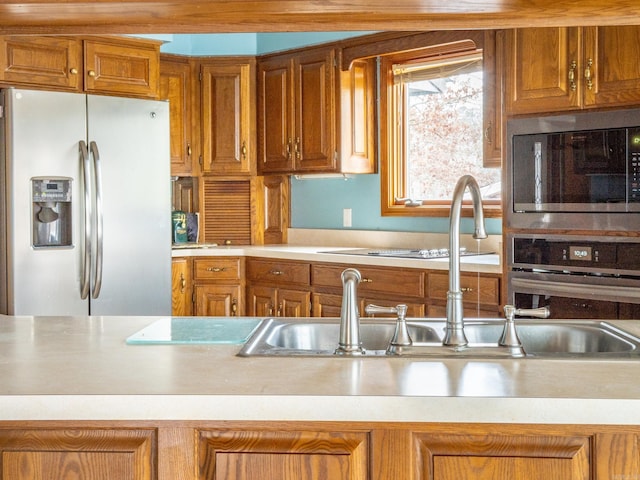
left=335, top=268, right=365, bottom=355
left=443, top=175, right=487, bottom=347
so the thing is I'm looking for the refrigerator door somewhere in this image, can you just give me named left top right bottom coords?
left=86, top=95, right=171, bottom=315
left=1, top=89, right=88, bottom=315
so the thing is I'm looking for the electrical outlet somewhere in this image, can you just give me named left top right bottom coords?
left=343, top=208, right=352, bottom=228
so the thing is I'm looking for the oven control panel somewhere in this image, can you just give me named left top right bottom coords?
left=511, top=236, right=640, bottom=271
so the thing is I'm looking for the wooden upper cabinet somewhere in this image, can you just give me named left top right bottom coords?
left=258, top=46, right=376, bottom=175
left=506, top=26, right=640, bottom=115
left=83, top=36, right=159, bottom=98
left=293, top=48, right=336, bottom=172
left=257, top=55, right=292, bottom=172
left=199, top=58, right=255, bottom=175
left=338, top=56, right=377, bottom=173
left=0, top=35, right=160, bottom=98
left=0, top=36, right=82, bottom=90
left=582, top=26, right=640, bottom=108
left=160, top=55, right=195, bottom=176
left=505, top=27, right=580, bottom=114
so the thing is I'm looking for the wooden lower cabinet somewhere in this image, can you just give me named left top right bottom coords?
left=1, top=422, right=639, bottom=479
left=248, top=285, right=311, bottom=317
left=194, top=284, right=242, bottom=316
left=0, top=428, right=154, bottom=480
left=172, top=257, right=192, bottom=316
left=198, top=428, right=368, bottom=480
left=313, top=292, right=425, bottom=318
left=193, top=257, right=244, bottom=316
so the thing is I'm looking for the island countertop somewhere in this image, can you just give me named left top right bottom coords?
left=1, top=315, right=640, bottom=424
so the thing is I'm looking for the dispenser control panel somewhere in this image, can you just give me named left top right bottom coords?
left=32, top=179, right=72, bottom=203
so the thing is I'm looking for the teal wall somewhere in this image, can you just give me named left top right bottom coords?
left=290, top=173, right=502, bottom=235
left=147, top=32, right=502, bottom=236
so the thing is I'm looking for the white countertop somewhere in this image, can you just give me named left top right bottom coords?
left=2, top=315, right=640, bottom=424
left=172, top=245, right=502, bottom=274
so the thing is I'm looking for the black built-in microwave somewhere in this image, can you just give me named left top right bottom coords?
left=506, top=108, right=640, bottom=231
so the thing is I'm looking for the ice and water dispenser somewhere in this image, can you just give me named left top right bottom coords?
left=31, top=177, right=72, bottom=248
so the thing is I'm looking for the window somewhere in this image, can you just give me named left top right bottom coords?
left=380, top=40, right=502, bottom=217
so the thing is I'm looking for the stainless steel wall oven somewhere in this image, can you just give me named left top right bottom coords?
left=507, top=234, right=640, bottom=319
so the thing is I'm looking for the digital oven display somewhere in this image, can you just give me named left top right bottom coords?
left=569, top=246, right=593, bottom=261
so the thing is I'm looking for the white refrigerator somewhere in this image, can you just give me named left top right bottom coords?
left=0, top=88, right=171, bottom=316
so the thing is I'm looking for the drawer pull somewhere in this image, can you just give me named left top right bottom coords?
left=269, top=270, right=284, bottom=275
left=361, top=277, right=373, bottom=283
left=461, top=287, right=474, bottom=293
left=206, top=267, right=226, bottom=273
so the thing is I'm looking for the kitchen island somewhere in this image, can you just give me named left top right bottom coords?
left=1, top=314, right=640, bottom=478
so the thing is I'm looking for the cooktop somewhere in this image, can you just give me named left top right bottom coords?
left=323, top=248, right=494, bottom=259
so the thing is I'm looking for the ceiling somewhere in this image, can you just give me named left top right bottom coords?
left=1, top=0, right=640, bottom=35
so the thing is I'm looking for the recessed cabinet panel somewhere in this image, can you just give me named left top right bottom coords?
left=0, top=36, right=82, bottom=90
left=201, top=60, right=255, bottom=175
left=84, top=38, right=159, bottom=98
left=160, top=56, right=194, bottom=176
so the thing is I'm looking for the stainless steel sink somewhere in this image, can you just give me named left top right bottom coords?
left=238, top=317, right=640, bottom=358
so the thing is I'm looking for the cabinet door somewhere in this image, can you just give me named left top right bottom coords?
left=172, top=257, right=192, bottom=316
left=200, top=60, right=254, bottom=175
left=338, top=57, right=377, bottom=173
left=505, top=27, right=581, bottom=114
left=199, top=429, right=368, bottom=480
left=0, top=36, right=82, bottom=90
left=262, top=175, right=290, bottom=245
left=415, top=432, right=590, bottom=480
left=279, top=288, right=311, bottom=317
left=293, top=48, right=337, bottom=172
left=258, top=56, right=294, bottom=173
left=0, top=428, right=154, bottom=480
left=482, top=30, right=503, bottom=168
left=194, top=284, right=242, bottom=316
left=84, top=37, right=159, bottom=98
left=583, top=25, right=640, bottom=108
left=160, top=56, right=194, bottom=176
left=247, top=285, right=277, bottom=316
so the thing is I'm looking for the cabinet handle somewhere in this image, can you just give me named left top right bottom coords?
left=70, top=68, right=78, bottom=75
left=268, top=305, right=274, bottom=316
left=241, top=141, right=247, bottom=159
left=484, top=121, right=492, bottom=144
left=187, top=143, right=192, bottom=156
left=294, top=137, right=301, bottom=160
left=277, top=303, right=282, bottom=317
left=286, top=138, right=292, bottom=160
left=88, top=70, right=96, bottom=78
left=361, top=277, right=373, bottom=283
left=461, top=287, right=474, bottom=293
left=231, top=299, right=237, bottom=316
left=584, top=58, right=593, bottom=90
left=568, top=60, right=577, bottom=91
left=206, top=267, right=227, bottom=272
left=269, top=269, right=284, bottom=275
left=180, top=273, right=186, bottom=293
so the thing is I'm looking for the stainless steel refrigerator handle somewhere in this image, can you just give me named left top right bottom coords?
left=89, top=141, right=103, bottom=299
left=79, top=141, right=91, bottom=300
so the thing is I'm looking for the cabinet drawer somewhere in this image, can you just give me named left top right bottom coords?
left=247, top=259, right=310, bottom=286
left=428, top=272, right=499, bottom=306
left=193, top=257, right=242, bottom=282
left=313, top=264, right=425, bottom=298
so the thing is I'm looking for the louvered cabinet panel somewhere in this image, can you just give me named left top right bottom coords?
left=201, top=179, right=253, bottom=245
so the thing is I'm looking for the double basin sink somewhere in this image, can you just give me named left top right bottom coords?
left=238, top=317, right=640, bottom=358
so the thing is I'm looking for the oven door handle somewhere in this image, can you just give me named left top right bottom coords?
left=512, top=277, right=640, bottom=304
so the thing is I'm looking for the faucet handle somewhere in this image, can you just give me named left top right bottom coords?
left=365, top=304, right=412, bottom=347
left=505, top=305, right=550, bottom=320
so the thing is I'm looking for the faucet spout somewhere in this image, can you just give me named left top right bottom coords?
left=443, top=175, right=487, bottom=347
left=335, top=268, right=365, bottom=356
